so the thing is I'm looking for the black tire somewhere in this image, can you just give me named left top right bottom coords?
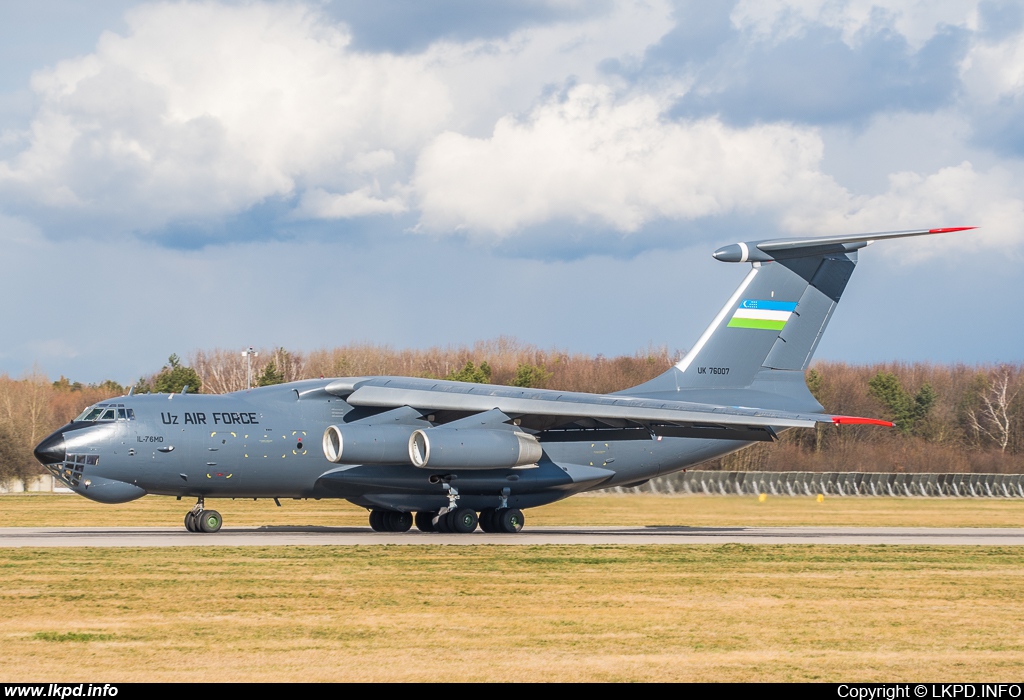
left=450, top=507, right=478, bottom=534
left=184, top=511, right=197, bottom=532
left=479, top=508, right=497, bottom=533
left=434, top=511, right=451, bottom=533
left=415, top=511, right=436, bottom=533
left=199, top=510, right=223, bottom=533
left=498, top=508, right=524, bottom=533
left=369, top=510, right=386, bottom=532
left=386, top=510, right=413, bottom=532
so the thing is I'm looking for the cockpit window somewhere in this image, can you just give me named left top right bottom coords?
left=74, top=404, right=136, bottom=422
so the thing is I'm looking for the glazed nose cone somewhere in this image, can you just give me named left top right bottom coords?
left=34, top=432, right=66, bottom=465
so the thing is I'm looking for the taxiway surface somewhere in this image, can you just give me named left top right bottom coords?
left=2, top=526, right=1024, bottom=547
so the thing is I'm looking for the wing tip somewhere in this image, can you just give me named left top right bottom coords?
left=832, top=416, right=894, bottom=427
left=928, top=226, right=977, bottom=234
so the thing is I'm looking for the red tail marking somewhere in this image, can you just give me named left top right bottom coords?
left=928, top=227, right=977, bottom=234
left=832, top=416, right=894, bottom=427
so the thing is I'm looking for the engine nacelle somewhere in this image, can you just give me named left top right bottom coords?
left=322, top=424, right=418, bottom=464
left=408, top=428, right=543, bottom=470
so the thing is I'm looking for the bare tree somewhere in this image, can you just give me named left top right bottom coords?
left=190, top=349, right=249, bottom=394
left=967, top=368, right=1017, bottom=453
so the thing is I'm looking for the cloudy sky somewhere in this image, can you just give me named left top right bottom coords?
left=0, top=0, right=1021, bottom=384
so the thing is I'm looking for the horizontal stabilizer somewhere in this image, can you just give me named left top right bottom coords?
left=712, top=227, right=975, bottom=263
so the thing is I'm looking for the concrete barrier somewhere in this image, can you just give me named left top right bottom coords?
left=606, top=471, right=1024, bottom=497
left=0, top=475, right=72, bottom=494
left=6, top=470, right=1024, bottom=498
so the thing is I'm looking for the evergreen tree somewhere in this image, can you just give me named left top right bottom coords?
left=868, top=371, right=935, bottom=436
left=152, top=354, right=202, bottom=394
left=511, top=363, right=552, bottom=388
left=52, top=376, right=83, bottom=392
left=256, top=361, right=286, bottom=386
left=94, top=379, right=125, bottom=395
left=446, top=361, right=492, bottom=383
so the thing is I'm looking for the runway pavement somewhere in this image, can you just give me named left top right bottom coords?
left=2, top=525, right=1024, bottom=547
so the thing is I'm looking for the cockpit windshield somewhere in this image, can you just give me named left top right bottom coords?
left=75, top=403, right=135, bottom=422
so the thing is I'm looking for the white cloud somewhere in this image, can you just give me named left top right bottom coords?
left=0, top=0, right=677, bottom=238
left=0, top=0, right=1022, bottom=261
left=0, top=1, right=450, bottom=231
left=414, top=84, right=846, bottom=235
left=783, top=161, right=1024, bottom=259
left=730, top=0, right=980, bottom=49
left=295, top=186, right=407, bottom=219
left=421, top=0, right=675, bottom=135
left=960, top=29, right=1024, bottom=103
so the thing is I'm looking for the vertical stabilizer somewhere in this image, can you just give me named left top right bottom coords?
left=622, top=227, right=973, bottom=404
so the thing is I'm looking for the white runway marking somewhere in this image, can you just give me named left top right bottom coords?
left=2, top=526, right=1024, bottom=547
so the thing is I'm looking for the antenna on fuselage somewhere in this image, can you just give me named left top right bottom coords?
left=181, top=385, right=189, bottom=395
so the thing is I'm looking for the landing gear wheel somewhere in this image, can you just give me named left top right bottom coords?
left=199, top=510, right=223, bottom=533
left=434, top=511, right=452, bottom=533
left=415, top=511, right=437, bottom=532
left=497, top=508, right=524, bottom=533
left=184, top=511, right=198, bottom=532
left=385, top=511, right=413, bottom=532
left=369, top=509, right=386, bottom=532
left=479, top=508, right=498, bottom=533
left=450, top=507, right=479, bottom=534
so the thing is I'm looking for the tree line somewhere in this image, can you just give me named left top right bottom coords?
left=0, top=338, right=1020, bottom=485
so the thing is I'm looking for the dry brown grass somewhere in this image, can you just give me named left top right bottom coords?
left=3, top=495, right=1024, bottom=681
left=2, top=545, right=1023, bottom=681
left=3, top=492, right=1024, bottom=528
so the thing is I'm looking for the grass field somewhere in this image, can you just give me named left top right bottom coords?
left=4, top=491, right=1024, bottom=528
left=2, top=493, right=1023, bottom=682
left=3, top=545, right=1024, bottom=682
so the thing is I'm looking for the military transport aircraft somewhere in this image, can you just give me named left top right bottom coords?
left=34, top=227, right=972, bottom=534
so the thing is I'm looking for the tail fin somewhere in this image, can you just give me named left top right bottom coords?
left=623, top=227, right=974, bottom=406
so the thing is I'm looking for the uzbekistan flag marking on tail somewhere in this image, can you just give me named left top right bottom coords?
left=728, top=299, right=798, bottom=330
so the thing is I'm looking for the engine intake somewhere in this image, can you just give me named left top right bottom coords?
left=322, top=424, right=418, bottom=464
left=409, top=428, right=542, bottom=470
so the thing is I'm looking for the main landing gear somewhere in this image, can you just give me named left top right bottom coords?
left=368, top=509, right=412, bottom=532
left=368, top=489, right=525, bottom=535
left=371, top=507, right=525, bottom=533
left=183, top=497, right=223, bottom=533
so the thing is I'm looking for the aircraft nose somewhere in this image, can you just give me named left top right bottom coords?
left=34, top=432, right=66, bottom=465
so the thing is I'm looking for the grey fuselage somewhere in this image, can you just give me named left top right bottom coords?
left=35, top=379, right=756, bottom=513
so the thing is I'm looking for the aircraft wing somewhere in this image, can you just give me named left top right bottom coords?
left=324, top=377, right=889, bottom=438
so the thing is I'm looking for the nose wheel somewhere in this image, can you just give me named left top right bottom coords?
left=183, top=498, right=222, bottom=533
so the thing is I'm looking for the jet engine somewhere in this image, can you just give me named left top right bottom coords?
left=322, top=424, right=419, bottom=464
left=408, top=428, right=542, bottom=470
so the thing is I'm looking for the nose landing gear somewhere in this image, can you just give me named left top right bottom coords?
left=183, top=497, right=222, bottom=533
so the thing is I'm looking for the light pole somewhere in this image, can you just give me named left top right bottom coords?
left=242, top=347, right=258, bottom=389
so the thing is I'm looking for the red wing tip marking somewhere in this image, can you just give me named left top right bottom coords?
left=832, top=416, right=895, bottom=427
left=928, top=226, right=977, bottom=234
